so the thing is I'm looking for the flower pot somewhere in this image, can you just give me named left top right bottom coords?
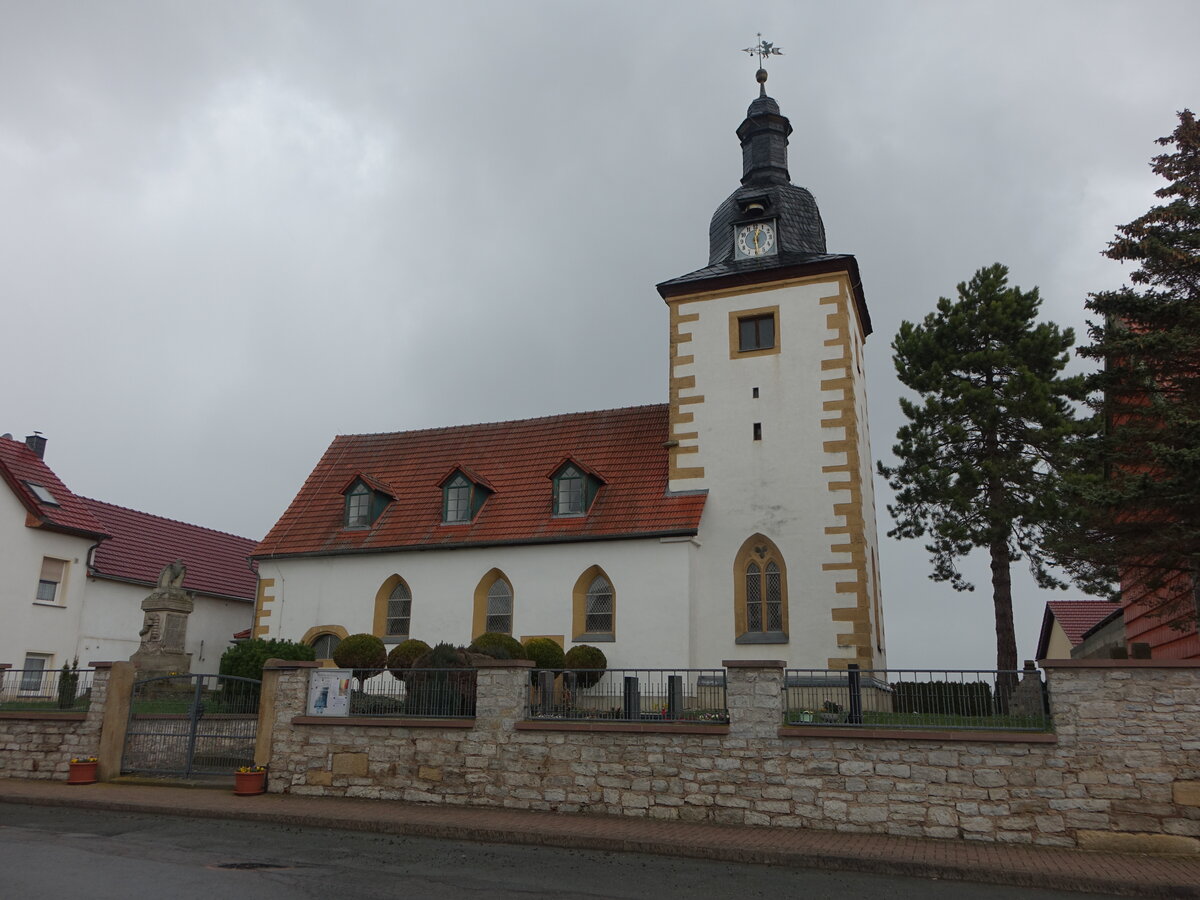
left=234, top=770, right=267, bottom=796
left=67, top=761, right=98, bottom=785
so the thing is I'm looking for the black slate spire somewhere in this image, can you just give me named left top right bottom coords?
left=704, top=70, right=827, bottom=266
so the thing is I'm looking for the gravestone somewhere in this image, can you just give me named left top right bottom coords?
left=129, top=560, right=194, bottom=677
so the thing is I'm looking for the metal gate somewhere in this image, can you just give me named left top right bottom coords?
left=122, top=674, right=260, bottom=777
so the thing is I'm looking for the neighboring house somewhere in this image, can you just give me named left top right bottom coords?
left=1118, top=570, right=1199, bottom=659
left=252, top=77, right=887, bottom=670
left=0, top=433, right=257, bottom=677
left=1035, top=599, right=1125, bottom=660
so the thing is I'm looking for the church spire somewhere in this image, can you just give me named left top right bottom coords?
left=738, top=36, right=792, bottom=187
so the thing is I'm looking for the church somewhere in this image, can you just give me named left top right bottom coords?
left=251, top=64, right=887, bottom=671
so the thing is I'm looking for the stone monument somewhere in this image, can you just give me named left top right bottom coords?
left=129, top=559, right=194, bottom=676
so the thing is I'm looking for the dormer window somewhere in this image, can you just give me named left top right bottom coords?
left=551, top=462, right=602, bottom=517
left=442, top=470, right=490, bottom=525
left=342, top=476, right=392, bottom=529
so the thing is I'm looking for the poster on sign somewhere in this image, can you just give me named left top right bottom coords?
left=306, top=668, right=352, bottom=716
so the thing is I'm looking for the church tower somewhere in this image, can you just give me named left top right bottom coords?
left=657, top=58, right=886, bottom=670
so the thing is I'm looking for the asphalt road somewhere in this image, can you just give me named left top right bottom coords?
left=0, top=802, right=1122, bottom=900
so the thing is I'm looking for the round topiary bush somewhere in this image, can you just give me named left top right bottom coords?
left=468, top=632, right=528, bottom=660
left=387, top=639, right=432, bottom=679
left=407, top=643, right=476, bottom=716
left=564, top=644, right=607, bottom=688
left=522, top=637, right=565, bottom=671
left=332, top=633, right=386, bottom=686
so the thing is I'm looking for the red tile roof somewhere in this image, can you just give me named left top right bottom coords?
left=0, top=436, right=108, bottom=538
left=1045, top=600, right=1121, bottom=645
left=253, top=404, right=707, bottom=559
left=81, top=498, right=258, bottom=602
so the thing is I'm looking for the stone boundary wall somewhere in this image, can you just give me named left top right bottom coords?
left=0, top=664, right=110, bottom=780
left=263, top=659, right=1200, bottom=852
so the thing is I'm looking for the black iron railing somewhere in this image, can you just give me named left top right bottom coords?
left=525, top=669, right=728, bottom=724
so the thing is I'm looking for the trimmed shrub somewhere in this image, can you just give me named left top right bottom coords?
left=387, top=639, right=432, bottom=679
left=469, top=632, right=528, bottom=660
left=332, top=633, right=387, bottom=686
left=564, top=644, right=607, bottom=688
left=219, top=638, right=316, bottom=680
left=523, top=637, right=565, bottom=671
left=407, top=643, right=476, bottom=716
left=57, top=657, right=79, bottom=710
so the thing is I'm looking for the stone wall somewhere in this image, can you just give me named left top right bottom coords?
left=262, top=659, right=1200, bottom=852
left=0, top=665, right=109, bottom=780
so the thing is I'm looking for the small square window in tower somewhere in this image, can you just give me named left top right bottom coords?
left=739, top=314, right=775, bottom=352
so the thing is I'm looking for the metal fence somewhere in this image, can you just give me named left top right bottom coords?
left=0, top=667, right=94, bottom=712
left=525, top=669, right=728, bottom=724
left=782, top=666, right=1051, bottom=732
left=342, top=668, right=477, bottom=717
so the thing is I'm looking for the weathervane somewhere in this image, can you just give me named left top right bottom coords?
left=742, top=34, right=783, bottom=95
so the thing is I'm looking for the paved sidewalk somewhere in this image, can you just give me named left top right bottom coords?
left=1, top=778, right=1197, bottom=898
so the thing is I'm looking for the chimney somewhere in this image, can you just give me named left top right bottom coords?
left=25, top=433, right=47, bottom=459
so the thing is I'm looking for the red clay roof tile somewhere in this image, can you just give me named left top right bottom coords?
left=253, top=404, right=706, bottom=558
left=1046, top=600, right=1121, bottom=645
left=0, top=436, right=108, bottom=538
left=81, top=498, right=257, bottom=602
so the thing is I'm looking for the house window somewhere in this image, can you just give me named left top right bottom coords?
left=486, top=579, right=513, bottom=634
left=734, top=534, right=789, bottom=644
left=739, top=314, right=775, bottom=352
left=310, top=633, right=342, bottom=659
left=35, top=558, right=67, bottom=604
left=444, top=475, right=471, bottom=523
left=585, top=575, right=614, bottom=634
left=346, top=483, right=371, bottom=527
left=387, top=582, right=412, bottom=639
left=24, top=482, right=58, bottom=506
left=20, top=654, right=50, bottom=693
left=555, top=465, right=585, bottom=515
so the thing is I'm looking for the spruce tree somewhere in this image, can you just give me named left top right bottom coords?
left=1061, top=110, right=1200, bottom=628
left=879, top=264, right=1086, bottom=673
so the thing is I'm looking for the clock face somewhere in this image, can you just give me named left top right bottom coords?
left=735, top=221, right=777, bottom=258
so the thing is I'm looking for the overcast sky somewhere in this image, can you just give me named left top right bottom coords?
left=4, top=1, right=1198, bottom=669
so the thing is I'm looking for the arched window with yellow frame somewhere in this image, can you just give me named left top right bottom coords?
left=571, top=565, right=615, bottom=641
left=472, top=568, right=514, bottom=638
left=733, top=534, right=789, bottom=644
left=373, top=574, right=413, bottom=641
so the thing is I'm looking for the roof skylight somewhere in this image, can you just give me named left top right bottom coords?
left=24, top=482, right=59, bottom=506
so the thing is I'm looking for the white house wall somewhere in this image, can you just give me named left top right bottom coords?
left=77, top=577, right=253, bottom=671
left=257, top=537, right=693, bottom=669
left=0, top=485, right=94, bottom=670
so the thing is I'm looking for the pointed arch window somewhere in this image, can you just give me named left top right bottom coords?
left=486, top=579, right=513, bottom=634
left=734, top=535, right=789, bottom=644
left=387, top=582, right=412, bottom=638
left=572, top=566, right=615, bottom=641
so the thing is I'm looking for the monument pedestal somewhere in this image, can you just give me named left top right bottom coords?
left=130, top=568, right=195, bottom=677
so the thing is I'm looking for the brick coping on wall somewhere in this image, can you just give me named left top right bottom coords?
left=0, top=711, right=88, bottom=722
left=1039, top=658, right=1200, bottom=668
left=517, top=720, right=731, bottom=735
left=292, top=716, right=476, bottom=729
left=778, top=725, right=1058, bottom=743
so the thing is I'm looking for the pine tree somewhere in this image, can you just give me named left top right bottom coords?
left=879, top=264, right=1086, bottom=673
left=1062, top=110, right=1200, bottom=629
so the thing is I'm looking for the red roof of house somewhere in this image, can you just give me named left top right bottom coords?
left=253, top=404, right=707, bottom=559
left=1045, top=600, right=1121, bottom=645
left=81, top=498, right=258, bottom=602
left=0, top=436, right=108, bottom=538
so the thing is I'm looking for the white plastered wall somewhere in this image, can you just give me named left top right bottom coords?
left=256, top=537, right=693, bottom=669
left=669, top=275, right=883, bottom=668
left=0, top=485, right=93, bottom=669
left=77, top=577, right=253, bottom=670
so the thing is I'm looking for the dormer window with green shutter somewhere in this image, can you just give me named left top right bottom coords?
left=342, top=477, right=392, bottom=529
left=551, top=461, right=602, bottom=517
left=441, top=470, right=490, bottom=525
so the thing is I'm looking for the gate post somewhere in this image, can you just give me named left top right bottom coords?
left=94, top=661, right=135, bottom=782
left=256, top=659, right=320, bottom=769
